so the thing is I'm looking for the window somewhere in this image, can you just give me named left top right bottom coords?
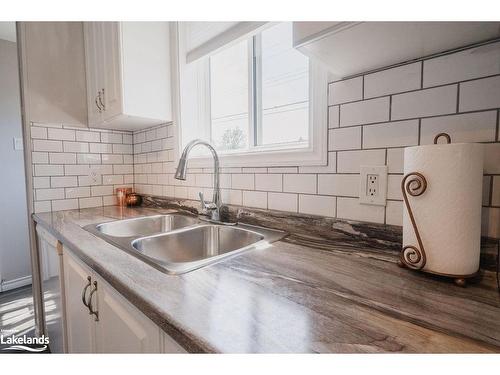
left=179, top=22, right=328, bottom=167
left=209, top=23, right=309, bottom=152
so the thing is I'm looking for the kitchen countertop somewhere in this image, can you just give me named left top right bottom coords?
left=33, top=206, right=500, bottom=353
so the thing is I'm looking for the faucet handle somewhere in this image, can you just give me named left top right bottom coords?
left=198, top=192, right=216, bottom=213
left=198, top=192, right=207, bottom=211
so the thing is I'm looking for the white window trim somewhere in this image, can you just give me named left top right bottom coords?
left=175, top=23, right=329, bottom=168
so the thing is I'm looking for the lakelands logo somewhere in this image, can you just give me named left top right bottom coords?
left=1, top=334, right=49, bottom=352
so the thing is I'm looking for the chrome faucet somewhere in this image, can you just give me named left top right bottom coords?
left=175, top=139, right=222, bottom=222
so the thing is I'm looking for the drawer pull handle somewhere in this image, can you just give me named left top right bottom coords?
left=88, top=281, right=99, bottom=322
left=81, top=276, right=92, bottom=308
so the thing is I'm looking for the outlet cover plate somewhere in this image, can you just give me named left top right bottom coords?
left=359, top=165, right=387, bottom=206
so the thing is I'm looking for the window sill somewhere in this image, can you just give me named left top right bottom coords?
left=183, top=144, right=327, bottom=168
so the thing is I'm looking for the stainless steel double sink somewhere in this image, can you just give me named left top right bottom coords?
left=84, top=213, right=286, bottom=274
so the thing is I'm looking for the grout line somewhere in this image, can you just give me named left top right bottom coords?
left=496, top=110, right=500, bottom=141
left=389, top=95, right=392, bottom=121
left=325, top=107, right=500, bottom=131
left=418, top=119, right=422, bottom=145
left=328, top=73, right=500, bottom=106
left=362, top=75, right=365, bottom=100
left=489, top=176, right=494, bottom=207
left=456, top=83, right=460, bottom=113
left=420, top=60, right=424, bottom=89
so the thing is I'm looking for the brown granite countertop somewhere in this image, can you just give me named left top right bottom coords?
left=33, top=206, right=500, bottom=353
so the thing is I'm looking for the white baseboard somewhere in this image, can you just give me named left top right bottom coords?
left=0, top=275, right=32, bottom=292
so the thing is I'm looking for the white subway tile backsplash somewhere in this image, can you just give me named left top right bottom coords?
left=337, top=149, right=386, bottom=173
left=36, top=188, right=65, bottom=200
left=33, top=177, right=50, bottom=189
left=481, top=207, right=500, bottom=238
left=51, top=199, right=79, bottom=211
left=391, top=85, right=457, bottom=120
left=318, top=174, right=359, bottom=197
left=64, top=141, right=89, bottom=153
left=328, top=127, right=361, bottom=151
left=484, top=143, right=500, bottom=174
left=66, top=187, right=91, bottom=198
left=387, top=148, right=404, bottom=174
left=232, top=174, right=255, bottom=190
left=33, top=139, right=63, bottom=152
left=103, top=175, right=124, bottom=185
left=89, top=143, right=113, bottom=154
left=102, top=154, right=123, bottom=164
left=91, top=185, right=114, bottom=196
left=77, top=153, right=101, bottom=164
left=47, top=128, right=76, bottom=141
left=32, top=152, right=49, bottom=164
left=387, top=175, right=403, bottom=200
left=242, top=191, right=267, bottom=209
left=299, top=194, right=336, bottom=217
left=101, top=132, right=123, bottom=144
left=492, top=176, right=500, bottom=207
left=363, top=120, right=419, bottom=149
left=386, top=201, right=403, bottom=226
left=35, top=164, right=64, bottom=176
left=364, top=62, right=421, bottom=98
left=31, top=127, right=47, bottom=139
left=51, top=176, right=78, bottom=188
left=49, top=152, right=77, bottom=164
left=329, top=76, right=362, bottom=105
left=340, top=97, right=390, bottom=127
left=337, top=197, right=385, bottom=223
left=113, top=144, right=133, bottom=154
left=31, top=123, right=135, bottom=212
left=79, top=197, right=103, bottom=209
left=459, top=75, right=500, bottom=112
left=75, top=130, right=100, bottom=142
left=283, top=174, right=316, bottom=194
left=423, top=42, right=500, bottom=87
left=420, top=111, right=497, bottom=144
left=328, top=106, right=339, bottom=128
left=255, top=174, right=282, bottom=192
left=268, top=192, right=297, bottom=212
left=34, top=201, right=51, bottom=213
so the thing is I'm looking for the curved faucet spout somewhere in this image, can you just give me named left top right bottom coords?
left=175, top=139, right=221, bottom=220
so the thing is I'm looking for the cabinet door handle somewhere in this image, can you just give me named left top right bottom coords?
left=95, top=91, right=102, bottom=112
left=98, top=88, right=105, bottom=111
left=88, top=280, right=99, bottom=321
left=81, top=276, right=92, bottom=308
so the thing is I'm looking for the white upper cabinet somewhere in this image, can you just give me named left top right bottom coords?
left=293, top=22, right=500, bottom=79
left=84, top=22, right=172, bottom=130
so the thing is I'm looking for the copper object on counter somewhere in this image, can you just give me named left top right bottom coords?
left=126, top=193, right=142, bottom=207
left=116, top=187, right=133, bottom=207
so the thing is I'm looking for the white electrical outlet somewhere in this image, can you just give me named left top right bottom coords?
left=359, top=165, right=387, bottom=206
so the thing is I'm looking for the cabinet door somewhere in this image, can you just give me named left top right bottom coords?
left=83, top=22, right=103, bottom=126
left=100, top=22, right=123, bottom=122
left=62, top=250, right=96, bottom=353
left=94, top=277, right=161, bottom=353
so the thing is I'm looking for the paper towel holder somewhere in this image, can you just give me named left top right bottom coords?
left=397, top=133, right=478, bottom=287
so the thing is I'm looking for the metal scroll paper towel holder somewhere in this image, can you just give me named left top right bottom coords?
left=398, top=133, right=484, bottom=287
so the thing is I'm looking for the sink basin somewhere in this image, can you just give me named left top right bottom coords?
left=133, top=225, right=264, bottom=263
left=95, top=214, right=198, bottom=237
left=84, top=213, right=286, bottom=274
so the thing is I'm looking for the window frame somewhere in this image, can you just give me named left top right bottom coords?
left=177, top=23, right=329, bottom=168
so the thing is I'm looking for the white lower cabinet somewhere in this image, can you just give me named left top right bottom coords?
left=62, top=248, right=185, bottom=353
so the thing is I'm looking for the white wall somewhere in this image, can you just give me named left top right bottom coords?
left=0, top=38, right=31, bottom=289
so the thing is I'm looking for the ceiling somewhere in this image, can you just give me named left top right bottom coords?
left=0, top=22, right=16, bottom=42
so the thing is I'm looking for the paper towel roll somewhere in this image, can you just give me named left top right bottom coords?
left=403, top=143, right=484, bottom=276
